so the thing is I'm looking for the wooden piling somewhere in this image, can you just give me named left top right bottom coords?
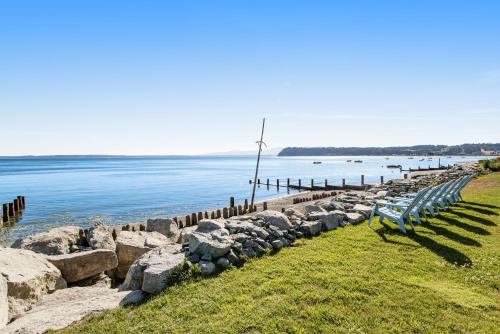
left=185, top=215, right=191, bottom=226
left=21, top=196, right=26, bottom=208
left=223, top=207, right=228, bottom=219
left=198, top=212, right=203, bottom=222
left=263, top=202, right=268, bottom=210
left=191, top=213, right=198, bottom=225
left=13, top=199, right=19, bottom=213
left=244, top=199, right=248, bottom=210
left=404, top=173, right=408, bottom=179
left=229, top=197, right=235, bottom=208
left=361, top=175, right=365, bottom=186
left=17, top=196, right=23, bottom=210
left=287, top=178, right=290, bottom=188
left=258, top=179, right=261, bottom=185
left=2, top=204, right=8, bottom=223
left=266, top=179, right=269, bottom=187
left=112, top=229, right=117, bottom=240
left=298, top=179, right=302, bottom=189
left=217, top=209, right=221, bottom=218
left=325, top=179, right=328, bottom=187
left=342, top=178, right=346, bottom=188
left=204, top=212, right=209, bottom=219
left=140, top=224, right=145, bottom=231
left=8, top=203, right=14, bottom=217
left=238, top=205, right=243, bottom=215
left=276, top=179, right=279, bottom=189
left=311, top=179, right=314, bottom=188
left=210, top=211, right=215, bottom=219
left=380, top=176, right=384, bottom=184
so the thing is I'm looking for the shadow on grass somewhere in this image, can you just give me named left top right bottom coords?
left=439, top=216, right=491, bottom=235
left=463, top=201, right=499, bottom=209
left=422, top=222, right=481, bottom=247
left=375, top=222, right=472, bottom=266
left=373, top=225, right=419, bottom=248
left=447, top=209, right=497, bottom=226
left=457, top=204, right=498, bottom=216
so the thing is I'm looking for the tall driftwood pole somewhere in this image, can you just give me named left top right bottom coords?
left=251, top=118, right=266, bottom=207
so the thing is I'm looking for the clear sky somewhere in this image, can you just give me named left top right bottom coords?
left=1, top=0, right=499, bottom=155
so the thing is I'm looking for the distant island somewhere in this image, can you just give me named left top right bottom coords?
left=278, top=143, right=500, bottom=156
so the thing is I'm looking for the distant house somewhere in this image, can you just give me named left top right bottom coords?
left=481, top=148, right=494, bottom=155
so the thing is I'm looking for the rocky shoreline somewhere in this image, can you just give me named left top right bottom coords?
left=0, top=162, right=483, bottom=333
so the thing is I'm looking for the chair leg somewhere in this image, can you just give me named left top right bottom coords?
left=414, top=212, right=422, bottom=225
left=368, top=207, right=376, bottom=227
left=398, top=218, right=407, bottom=234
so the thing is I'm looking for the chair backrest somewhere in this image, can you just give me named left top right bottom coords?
left=402, top=186, right=431, bottom=216
left=432, top=181, right=453, bottom=201
left=418, top=185, right=441, bottom=206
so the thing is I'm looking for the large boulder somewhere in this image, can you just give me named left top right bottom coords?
left=353, top=204, right=373, bottom=218
left=11, top=226, right=81, bottom=255
left=256, top=211, right=293, bottom=230
left=47, top=249, right=118, bottom=283
left=346, top=212, right=365, bottom=225
left=189, top=227, right=233, bottom=260
left=146, top=218, right=181, bottom=243
left=179, top=226, right=198, bottom=244
left=87, top=222, right=116, bottom=251
left=300, top=221, right=323, bottom=236
left=1, top=286, right=133, bottom=334
left=0, top=248, right=66, bottom=322
left=121, top=243, right=184, bottom=294
left=303, top=204, right=326, bottom=214
left=225, top=220, right=269, bottom=239
left=115, top=231, right=170, bottom=279
left=309, top=211, right=341, bottom=231
left=1, top=275, right=7, bottom=330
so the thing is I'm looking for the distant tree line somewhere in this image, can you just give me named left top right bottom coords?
left=278, top=143, right=500, bottom=156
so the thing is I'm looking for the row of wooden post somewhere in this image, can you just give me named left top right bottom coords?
left=1, top=196, right=26, bottom=225
left=252, top=175, right=387, bottom=189
left=172, top=197, right=267, bottom=228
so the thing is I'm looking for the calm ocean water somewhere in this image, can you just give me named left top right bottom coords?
left=0, top=155, right=483, bottom=244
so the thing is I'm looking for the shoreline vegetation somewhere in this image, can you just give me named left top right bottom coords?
left=278, top=143, right=500, bottom=156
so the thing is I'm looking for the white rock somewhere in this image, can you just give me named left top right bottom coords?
left=121, top=243, right=184, bottom=295
left=11, top=226, right=81, bottom=255
left=346, top=212, right=365, bottom=224
left=115, top=231, right=170, bottom=279
left=46, top=249, right=118, bottom=283
left=2, top=286, right=132, bottom=334
left=353, top=204, right=373, bottom=218
left=0, top=248, right=66, bottom=322
left=179, top=226, right=198, bottom=244
left=146, top=218, right=181, bottom=243
left=88, top=222, right=116, bottom=251
left=189, top=230, right=233, bottom=260
left=256, top=211, right=293, bottom=230
left=309, top=211, right=341, bottom=230
left=300, top=221, right=323, bottom=236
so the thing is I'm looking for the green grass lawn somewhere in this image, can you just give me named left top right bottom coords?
left=58, top=173, right=500, bottom=334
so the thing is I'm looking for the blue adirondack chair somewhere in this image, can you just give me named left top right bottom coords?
left=368, top=187, right=430, bottom=234
left=386, top=186, right=436, bottom=224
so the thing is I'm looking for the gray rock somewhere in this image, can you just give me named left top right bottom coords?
left=216, top=257, right=230, bottom=269
left=304, top=205, right=326, bottom=214
left=188, top=253, right=200, bottom=263
left=352, top=204, right=373, bottom=218
left=11, top=226, right=81, bottom=255
left=115, top=231, right=171, bottom=279
left=199, top=261, right=216, bottom=275
left=242, top=247, right=256, bottom=258
left=300, top=221, right=323, bottom=236
left=346, top=212, right=365, bottom=224
left=179, top=226, right=198, bottom=244
left=121, top=243, right=184, bottom=294
left=256, top=210, right=293, bottom=230
left=87, top=222, right=116, bottom=251
left=47, top=249, right=117, bottom=283
left=225, top=250, right=239, bottom=264
left=146, top=218, right=181, bottom=243
left=189, top=229, right=233, bottom=260
left=271, top=239, right=283, bottom=250
left=197, top=219, right=226, bottom=231
left=309, top=211, right=341, bottom=231
left=119, top=290, right=149, bottom=306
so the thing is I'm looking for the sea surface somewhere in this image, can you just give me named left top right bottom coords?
left=0, top=155, right=484, bottom=244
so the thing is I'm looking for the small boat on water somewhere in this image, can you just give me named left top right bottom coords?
left=387, top=164, right=402, bottom=169
left=408, top=157, right=414, bottom=159
left=313, top=161, right=322, bottom=164
left=354, top=160, right=363, bottom=163
left=385, top=157, right=389, bottom=160
left=419, top=159, right=425, bottom=161
left=346, top=160, right=352, bottom=162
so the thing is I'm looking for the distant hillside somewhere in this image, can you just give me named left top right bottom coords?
left=278, top=143, right=500, bottom=156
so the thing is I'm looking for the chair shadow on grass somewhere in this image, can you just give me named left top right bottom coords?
left=421, top=222, right=481, bottom=247
left=456, top=204, right=498, bottom=216
left=374, top=222, right=473, bottom=266
left=446, top=209, right=497, bottom=227
left=463, top=201, right=499, bottom=209
left=438, top=215, right=491, bottom=235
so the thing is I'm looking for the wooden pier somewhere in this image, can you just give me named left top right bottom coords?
left=1, top=196, right=26, bottom=227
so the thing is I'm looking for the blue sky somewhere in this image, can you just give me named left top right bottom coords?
left=0, top=0, right=499, bottom=155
